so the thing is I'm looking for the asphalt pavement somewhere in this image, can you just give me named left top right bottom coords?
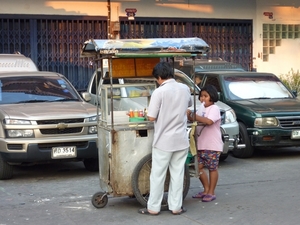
left=1, top=148, right=300, bottom=225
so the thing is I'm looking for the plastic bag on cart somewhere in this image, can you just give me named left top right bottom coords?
left=189, top=121, right=198, bottom=156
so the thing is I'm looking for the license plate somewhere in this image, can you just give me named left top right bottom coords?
left=51, top=146, right=77, bottom=159
left=291, top=130, right=300, bottom=139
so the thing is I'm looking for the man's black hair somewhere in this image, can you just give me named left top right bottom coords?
left=199, top=84, right=219, bottom=102
left=152, top=62, right=174, bottom=79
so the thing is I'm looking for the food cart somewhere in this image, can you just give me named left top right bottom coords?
left=80, top=37, right=210, bottom=209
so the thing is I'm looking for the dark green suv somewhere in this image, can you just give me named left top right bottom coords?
left=196, top=71, right=300, bottom=158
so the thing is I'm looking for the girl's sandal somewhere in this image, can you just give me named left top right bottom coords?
left=192, top=192, right=206, bottom=198
left=202, top=194, right=216, bottom=202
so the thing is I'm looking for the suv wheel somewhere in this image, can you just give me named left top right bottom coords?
left=232, top=122, right=254, bottom=158
left=0, top=154, right=13, bottom=180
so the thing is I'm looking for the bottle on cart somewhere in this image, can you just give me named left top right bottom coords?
left=138, top=109, right=144, bottom=117
left=129, top=109, right=134, bottom=118
left=134, top=109, right=138, bottom=117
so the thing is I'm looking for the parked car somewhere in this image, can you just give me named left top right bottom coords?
left=84, top=67, right=244, bottom=161
left=197, top=70, right=300, bottom=158
left=0, top=54, right=99, bottom=179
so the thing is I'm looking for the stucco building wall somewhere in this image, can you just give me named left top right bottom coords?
left=255, top=1, right=300, bottom=75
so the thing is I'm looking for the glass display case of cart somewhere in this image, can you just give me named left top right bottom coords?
left=97, top=57, right=159, bottom=128
left=99, top=82, right=156, bottom=127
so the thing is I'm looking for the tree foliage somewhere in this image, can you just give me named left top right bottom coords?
left=279, top=69, right=300, bottom=96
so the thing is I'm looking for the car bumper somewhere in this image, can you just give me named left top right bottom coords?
left=249, top=128, right=300, bottom=147
left=221, top=121, right=245, bottom=153
left=0, top=136, right=98, bottom=163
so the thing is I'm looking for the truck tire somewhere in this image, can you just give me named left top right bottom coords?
left=0, top=154, right=13, bottom=180
left=232, top=122, right=254, bottom=158
left=83, top=158, right=99, bottom=172
left=219, top=153, right=229, bottom=162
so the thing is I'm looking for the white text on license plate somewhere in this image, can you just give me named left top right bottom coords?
left=291, top=130, right=300, bottom=139
left=52, top=146, right=77, bottom=159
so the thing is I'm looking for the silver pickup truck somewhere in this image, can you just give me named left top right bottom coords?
left=0, top=54, right=99, bottom=179
left=84, top=67, right=244, bottom=161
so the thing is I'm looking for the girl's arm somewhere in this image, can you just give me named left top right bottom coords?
left=187, top=110, right=213, bottom=125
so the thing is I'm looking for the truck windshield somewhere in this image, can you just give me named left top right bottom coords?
left=0, top=76, right=80, bottom=105
left=223, top=76, right=293, bottom=100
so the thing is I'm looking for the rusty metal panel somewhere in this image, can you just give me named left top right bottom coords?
left=109, top=129, right=153, bottom=196
left=98, top=128, right=113, bottom=193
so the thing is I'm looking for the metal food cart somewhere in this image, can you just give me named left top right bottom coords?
left=80, top=37, right=210, bottom=209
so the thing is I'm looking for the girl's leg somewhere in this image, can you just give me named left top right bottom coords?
left=198, top=163, right=209, bottom=193
left=207, top=169, right=218, bottom=195
left=206, top=151, right=221, bottom=196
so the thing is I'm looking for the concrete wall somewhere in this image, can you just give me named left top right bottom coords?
left=1, top=0, right=300, bottom=76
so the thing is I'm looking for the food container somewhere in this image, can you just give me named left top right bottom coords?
left=129, top=117, right=145, bottom=122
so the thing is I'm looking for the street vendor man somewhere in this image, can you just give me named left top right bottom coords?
left=138, top=61, right=192, bottom=216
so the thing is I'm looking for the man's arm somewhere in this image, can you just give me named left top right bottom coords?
left=147, top=116, right=156, bottom=121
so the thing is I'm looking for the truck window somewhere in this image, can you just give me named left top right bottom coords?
left=205, top=77, right=222, bottom=92
left=91, top=71, right=102, bottom=95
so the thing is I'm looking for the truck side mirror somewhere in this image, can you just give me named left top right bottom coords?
left=81, top=92, right=91, bottom=102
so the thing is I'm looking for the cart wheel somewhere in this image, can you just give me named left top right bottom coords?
left=131, top=153, right=190, bottom=210
left=91, top=192, right=108, bottom=208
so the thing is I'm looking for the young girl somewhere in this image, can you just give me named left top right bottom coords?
left=187, top=84, right=223, bottom=202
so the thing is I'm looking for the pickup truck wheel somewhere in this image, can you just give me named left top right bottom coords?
left=219, top=153, right=229, bottom=162
left=232, top=122, right=254, bottom=158
left=83, top=158, right=99, bottom=172
left=0, top=154, right=13, bottom=180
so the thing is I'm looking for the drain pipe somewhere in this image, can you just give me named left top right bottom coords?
left=107, top=0, right=111, bottom=39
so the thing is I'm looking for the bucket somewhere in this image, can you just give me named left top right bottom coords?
left=185, top=151, right=194, bottom=164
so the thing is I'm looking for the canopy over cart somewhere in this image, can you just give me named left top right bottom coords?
left=81, top=37, right=210, bottom=57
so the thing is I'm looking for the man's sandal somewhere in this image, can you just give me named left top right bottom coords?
left=171, top=206, right=187, bottom=215
left=138, top=208, right=159, bottom=216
